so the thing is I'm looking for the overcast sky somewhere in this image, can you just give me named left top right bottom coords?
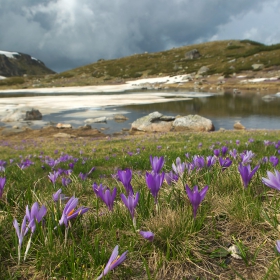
left=1, top=0, right=280, bottom=73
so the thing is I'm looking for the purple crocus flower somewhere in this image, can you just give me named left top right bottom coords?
left=238, top=163, right=259, bottom=188
left=48, top=171, right=60, bottom=184
left=276, top=240, right=280, bottom=253
left=53, top=189, right=69, bottom=202
left=185, top=185, right=209, bottom=218
left=221, top=146, right=228, bottom=156
left=93, top=183, right=117, bottom=211
left=270, top=156, right=279, bottom=167
left=213, top=149, right=220, bottom=157
left=25, top=202, right=47, bottom=233
left=62, top=177, right=72, bottom=187
left=97, top=245, right=128, bottom=280
left=13, top=216, right=29, bottom=247
left=240, top=150, right=255, bottom=165
left=117, top=169, right=134, bottom=195
left=236, top=140, right=240, bottom=145
left=262, top=170, right=280, bottom=191
left=145, top=172, right=165, bottom=203
left=0, top=177, right=6, bottom=198
left=192, top=155, right=205, bottom=169
left=59, top=196, right=89, bottom=227
left=164, top=171, right=179, bottom=185
left=79, top=172, right=88, bottom=181
left=206, top=156, right=216, bottom=168
left=219, top=157, right=232, bottom=171
left=0, top=160, right=6, bottom=172
left=120, top=192, right=139, bottom=224
left=172, top=157, right=186, bottom=175
left=229, top=149, right=238, bottom=160
left=139, top=231, right=154, bottom=241
left=150, top=155, right=165, bottom=173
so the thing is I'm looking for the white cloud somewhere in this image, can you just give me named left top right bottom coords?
left=1, top=0, right=276, bottom=72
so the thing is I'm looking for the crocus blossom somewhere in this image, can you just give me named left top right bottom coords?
left=276, top=240, right=280, bottom=253
left=13, top=216, right=29, bottom=247
left=48, top=171, right=60, bottom=184
left=120, top=192, right=139, bottom=227
left=172, top=157, right=186, bottom=175
left=150, top=155, right=165, bottom=173
left=97, top=245, right=128, bottom=280
left=145, top=172, right=165, bottom=203
left=269, top=156, right=279, bottom=167
left=93, top=183, right=117, bottom=211
left=59, top=196, right=89, bottom=227
left=262, top=170, right=280, bottom=191
left=164, top=171, right=179, bottom=185
left=185, top=185, right=209, bottom=218
left=25, top=202, right=47, bottom=230
left=117, top=169, right=134, bottom=195
left=238, top=164, right=259, bottom=188
left=139, top=231, right=154, bottom=241
left=219, top=157, right=232, bottom=171
left=0, top=177, right=6, bottom=198
left=53, top=189, right=69, bottom=202
left=240, top=150, right=255, bottom=165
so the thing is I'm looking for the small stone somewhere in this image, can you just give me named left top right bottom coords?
left=56, top=123, right=72, bottom=129
left=228, top=245, right=242, bottom=259
left=234, top=122, right=245, bottom=130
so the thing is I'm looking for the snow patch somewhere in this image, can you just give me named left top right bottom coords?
left=0, top=50, right=20, bottom=59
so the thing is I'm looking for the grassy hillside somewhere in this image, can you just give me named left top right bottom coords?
left=1, top=39, right=280, bottom=89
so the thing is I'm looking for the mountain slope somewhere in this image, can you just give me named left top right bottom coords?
left=0, top=50, right=55, bottom=77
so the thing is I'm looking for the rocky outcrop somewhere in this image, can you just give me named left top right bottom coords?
left=1, top=107, right=42, bottom=122
left=173, top=115, right=215, bottom=132
left=130, top=112, right=214, bottom=133
left=185, top=49, right=201, bottom=60
left=0, top=51, right=55, bottom=77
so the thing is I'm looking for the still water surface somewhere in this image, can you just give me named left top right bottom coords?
left=1, top=90, right=280, bottom=133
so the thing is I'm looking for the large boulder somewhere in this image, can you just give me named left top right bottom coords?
left=173, top=115, right=215, bottom=132
left=130, top=111, right=174, bottom=132
left=84, top=117, right=107, bottom=123
left=185, top=49, right=201, bottom=60
left=25, top=109, right=42, bottom=120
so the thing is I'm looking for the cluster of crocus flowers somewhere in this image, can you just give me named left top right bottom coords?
left=150, top=155, right=165, bottom=174
left=185, top=184, right=209, bottom=218
left=13, top=202, right=47, bottom=263
left=93, top=183, right=117, bottom=211
left=59, top=196, right=89, bottom=227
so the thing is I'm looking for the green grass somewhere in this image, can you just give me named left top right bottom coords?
left=4, top=39, right=280, bottom=89
left=1, top=130, right=280, bottom=279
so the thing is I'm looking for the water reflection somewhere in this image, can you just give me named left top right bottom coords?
left=121, top=92, right=280, bottom=130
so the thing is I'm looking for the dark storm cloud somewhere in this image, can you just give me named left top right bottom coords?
left=0, top=0, right=276, bottom=72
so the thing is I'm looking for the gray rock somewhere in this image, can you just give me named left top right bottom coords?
left=25, top=109, right=42, bottom=120
left=197, top=66, right=209, bottom=75
left=173, top=115, right=215, bottom=132
left=130, top=111, right=163, bottom=131
left=185, top=49, right=201, bottom=60
left=113, top=114, right=128, bottom=121
left=84, top=117, right=107, bottom=123
left=252, top=64, right=264, bottom=70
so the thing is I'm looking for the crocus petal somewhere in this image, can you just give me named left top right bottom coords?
left=139, top=231, right=154, bottom=241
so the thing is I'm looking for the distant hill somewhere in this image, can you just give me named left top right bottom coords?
left=0, top=50, right=55, bottom=77
left=1, top=39, right=280, bottom=89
